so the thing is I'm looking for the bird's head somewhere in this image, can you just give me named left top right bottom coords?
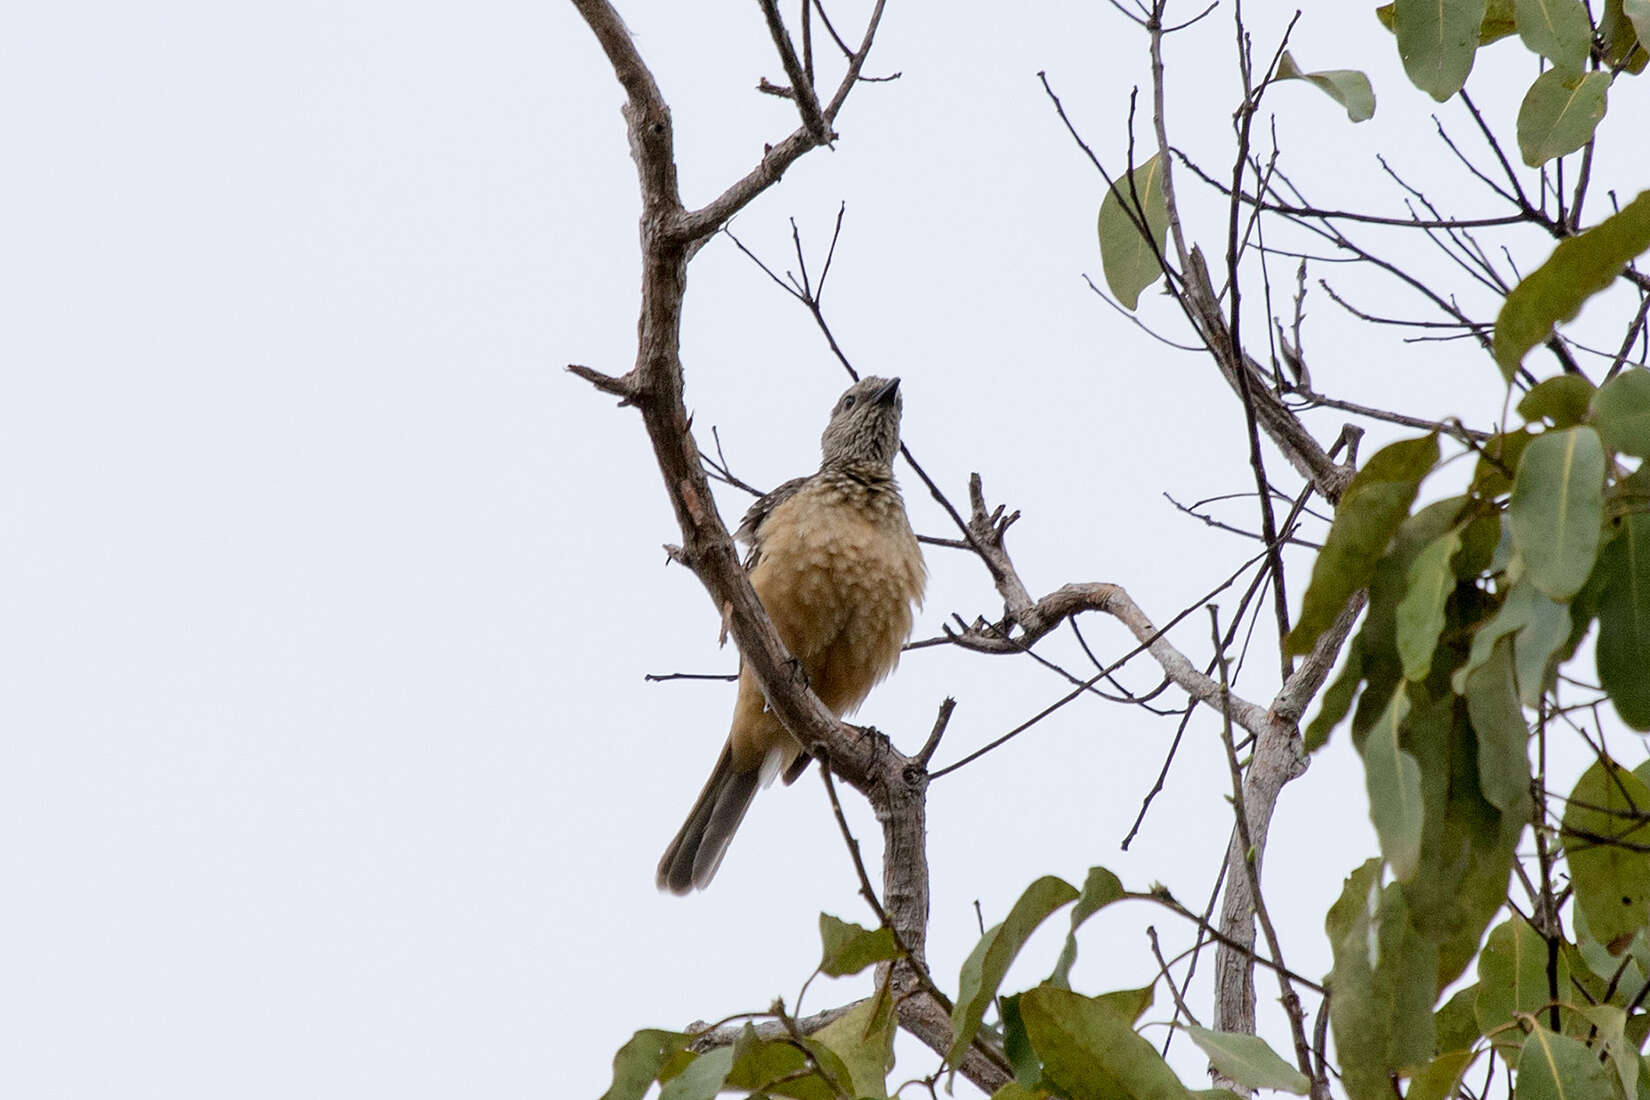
left=819, top=376, right=903, bottom=469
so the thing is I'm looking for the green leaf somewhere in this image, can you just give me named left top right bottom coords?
left=1050, top=866, right=1128, bottom=988
left=1576, top=1003, right=1641, bottom=1100
left=1627, top=0, right=1650, bottom=52
left=1376, top=0, right=1518, bottom=43
left=1514, top=0, right=1594, bottom=71
left=818, top=914, right=901, bottom=977
left=1394, top=0, right=1490, bottom=100
left=1513, top=587, right=1571, bottom=706
left=725, top=1024, right=859, bottom=1100
left=1355, top=501, right=1471, bottom=742
left=989, top=1085, right=1052, bottom=1100
left=950, top=876, right=1080, bottom=1065
left=1603, top=0, right=1650, bottom=68
left=1485, top=0, right=1521, bottom=39
left=661, top=1044, right=735, bottom=1100
left=1475, top=915, right=1563, bottom=1043
left=1516, top=1025, right=1618, bottom=1100
left=1571, top=902, right=1649, bottom=995
left=1098, top=154, right=1170, bottom=310
left=1435, top=986, right=1482, bottom=1054
left=1274, top=51, right=1376, bottom=121
left=1494, top=191, right=1650, bottom=378
left=1399, top=695, right=1523, bottom=989
left=601, top=1030, right=693, bottom=1100
left=1326, top=868, right=1439, bottom=1100
left=1094, top=985, right=1156, bottom=1026
left=1000, top=993, right=1041, bottom=1088
left=1456, top=511, right=1502, bottom=578
left=1314, top=497, right=1473, bottom=756
left=1592, top=369, right=1650, bottom=458
left=1516, top=68, right=1610, bottom=168
left=1306, top=634, right=1363, bottom=752
left=1598, top=512, right=1650, bottom=729
left=1473, top=429, right=1536, bottom=497
left=1365, top=690, right=1425, bottom=880
left=1518, top=374, right=1597, bottom=427
left=1288, top=434, right=1441, bottom=656
left=1407, top=1049, right=1477, bottom=1100
left=1450, top=569, right=1567, bottom=709
left=723, top=1030, right=817, bottom=1100
left=1508, top=427, right=1606, bottom=600
left=812, top=997, right=895, bottom=1098
left=1454, top=580, right=1535, bottom=694
left=1018, top=986, right=1193, bottom=1100
left=1397, top=527, right=1464, bottom=681
left=1563, top=758, right=1650, bottom=951
left=1182, top=1027, right=1310, bottom=1095
left=1463, top=637, right=1531, bottom=813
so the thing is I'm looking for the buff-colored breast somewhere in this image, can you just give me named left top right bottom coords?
left=728, top=473, right=925, bottom=770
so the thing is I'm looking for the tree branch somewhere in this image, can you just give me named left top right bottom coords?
left=568, top=3, right=996, bottom=1087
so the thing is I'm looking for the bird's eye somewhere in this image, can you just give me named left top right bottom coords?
left=841, top=395, right=857, bottom=410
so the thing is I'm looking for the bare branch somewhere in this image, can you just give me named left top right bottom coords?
left=757, top=0, right=830, bottom=143
left=1210, top=606, right=1320, bottom=1095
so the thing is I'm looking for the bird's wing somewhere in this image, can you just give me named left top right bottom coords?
left=735, top=475, right=811, bottom=571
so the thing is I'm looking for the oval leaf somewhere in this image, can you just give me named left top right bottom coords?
left=1098, top=154, right=1170, bottom=310
left=1364, top=690, right=1424, bottom=881
left=1397, top=526, right=1463, bottom=680
left=1592, top=368, right=1650, bottom=457
left=1516, top=68, right=1610, bottom=167
left=1518, top=373, right=1597, bottom=427
left=1517, top=1025, right=1617, bottom=1100
left=1563, top=757, right=1650, bottom=950
left=1597, top=512, right=1650, bottom=729
left=1515, top=0, right=1594, bottom=71
left=1377, top=0, right=1518, bottom=44
left=1511, top=587, right=1570, bottom=705
left=1494, top=191, right=1650, bottom=378
left=1464, top=636, right=1532, bottom=813
left=1507, top=426, right=1605, bottom=600
left=1019, top=986, right=1193, bottom=1100
left=1626, top=0, right=1650, bottom=53
left=1183, top=1027, right=1310, bottom=1095
left=1394, top=0, right=1489, bottom=100
left=1475, top=915, right=1562, bottom=1041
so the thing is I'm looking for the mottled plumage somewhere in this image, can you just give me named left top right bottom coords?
left=657, top=377, right=927, bottom=894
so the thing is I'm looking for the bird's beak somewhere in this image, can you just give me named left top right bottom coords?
left=873, top=377, right=901, bottom=405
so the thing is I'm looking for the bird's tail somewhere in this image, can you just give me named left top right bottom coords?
left=656, top=745, right=763, bottom=894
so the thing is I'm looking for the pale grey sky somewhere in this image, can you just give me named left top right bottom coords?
left=3, top=3, right=1644, bottom=1098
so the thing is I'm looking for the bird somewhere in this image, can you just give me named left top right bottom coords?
left=657, top=376, right=927, bottom=894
